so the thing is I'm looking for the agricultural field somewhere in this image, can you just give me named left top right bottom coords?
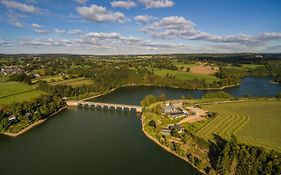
left=196, top=100, right=281, bottom=151
left=153, top=68, right=219, bottom=83
left=0, top=82, right=45, bottom=105
left=48, top=77, right=94, bottom=87
left=225, top=64, right=261, bottom=70
left=0, top=82, right=35, bottom=98
left=0, top=90, right=45, bottom=105
left=34, top=75, right=64, bottom=83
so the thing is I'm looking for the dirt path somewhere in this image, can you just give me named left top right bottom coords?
left=178, top=115, right=206, bottom=124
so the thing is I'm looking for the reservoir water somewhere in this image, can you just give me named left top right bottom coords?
left=0, top=77, right=280, bottom=175
left=92, top=77, right=281, bottom=105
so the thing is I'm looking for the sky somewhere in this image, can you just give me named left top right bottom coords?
left=0, top=0, right=281, bottom=54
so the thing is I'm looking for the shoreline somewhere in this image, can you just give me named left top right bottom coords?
left=3, top=106, right=67, bottom=137
left=78, top=83, right=240, bottom=102
left=272, top=80, right=280, bottom=85
left=79, top=88, right=118, bottom=101
left=141, top=115, right=206, bottom=175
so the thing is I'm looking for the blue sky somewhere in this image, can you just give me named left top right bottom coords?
left=0, top=0, right=281, bottom=54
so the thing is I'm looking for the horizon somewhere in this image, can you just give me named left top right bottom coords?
left=0, top=0, right=281, bottom=54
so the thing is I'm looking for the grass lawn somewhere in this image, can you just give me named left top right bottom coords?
left=0, top=81, right=46, bottom=105
left=154, top=68, right=219, bottom=83
left=174, top=62, right=199, bottom=68
left=0, top=82, right=36, bottom=98
left=196, top=100, right=281, bottom=151
left=48, top=77, right=94, bottom=87
left=225, top=64, right=261, bottom=70
left=37, top=75, right=64, bottom=83
left=0, top=90, right=45, bottom=105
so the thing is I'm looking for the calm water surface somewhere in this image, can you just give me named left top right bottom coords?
left=0, top=77, right=280, bottom=175
left=92, top=77, right=281, bottom=105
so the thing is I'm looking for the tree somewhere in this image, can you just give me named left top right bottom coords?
left=158, top=93, right=166, bottom=101
left=9, top=73, right=31, bottom=84
left=171, top=128, right=180, bottom=138
left=148, top=120, right=156, bottom=129
left=141, top=95, right=158, bottom=107
left=151, top=104, right=162, bottom=115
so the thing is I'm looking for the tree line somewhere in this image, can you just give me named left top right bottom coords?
left=0, top=95, right=65, bottom=133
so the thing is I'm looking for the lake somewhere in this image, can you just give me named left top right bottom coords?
left=92, top=77, right=281, bottom=105
left=0, top=77, right=280, bottom=175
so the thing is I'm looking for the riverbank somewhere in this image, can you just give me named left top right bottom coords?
left=2, top=106, right=67, bottom=137
left=79, top=88, right=119, bottom=101
left=78, top=83, right=240, bottom=102
left=141, top=114, right=206, bottom=175
left=120, top=83, right=240, bottom=91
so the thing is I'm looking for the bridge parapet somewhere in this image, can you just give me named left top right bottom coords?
left=66, top=101, right=142, bottom=113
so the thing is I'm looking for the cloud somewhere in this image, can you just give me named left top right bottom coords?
left=11, top=21, right=24, bottom=28
left=68, top=29, right=83, bottom=35
left=3, top=30, right=281, bottom=54
left=134, top=15, right=153, bottom=23
left=74, top=0, right=87, bottom=4
left=8, top=13, right=25, bottom=28
left=15, top=32, right=187, bottom=51
left=142, top=16, right=281, bottom=45
left=0, top=0, right=40, bottom=13
left=31, top=23, right=48, bottom=34
left=20, top=38, right=72, bottom=46
left=31, top=23, right=42, bottom=28
left=86, top=32, right=121, bottom=39
left=0, top=38, right=12, bottom=46
left=54, top=28, right=66, bottom=34
left=111, top=1, right=136, bottom=9
left=77, top=4, right=125, bottom=23
left=33, top=29, right=48, bottom=34
left=138, top=0, right=174, bottom=8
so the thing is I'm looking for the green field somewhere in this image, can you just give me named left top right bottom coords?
left=34, top=75, right=64, bottom=83
left=225, top=64, right=261, bottom=70
left=0, top=90, right=46, bottom=105
left=197, top=100, right=281, bottom=151
left=174, top=62, right=199, bottom=68
left=48, top=77, right=94, bottom=87
left=0, top=82, right=45, bottom=105
left=154, top=68, right=219, bottom=83
left=0, top=82, right=35, bottom=98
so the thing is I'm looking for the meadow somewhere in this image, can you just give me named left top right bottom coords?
left=0, top=82, right=35, bottom=98
left=48, top=77, right=94, bottom=87
left=0, top=82, right=45, bottom=105
left=33, top=75, right=64, bottom=83
left=225, top=64, right=261, bottom=70
left=196, top=100, right=281, bottom=151
left=153, top=68, right=219, bottom=83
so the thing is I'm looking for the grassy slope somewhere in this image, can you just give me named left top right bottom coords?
left=197, top=100, right=281, bottom=151
left=225, top=64, right=261, bottom=70
left=0, top=82, right=35, bottom=98
left=0, top=82, right=45, bottom=105
left=48, top=77, right=94, bottom=87
left=153, top=68, right=219, bottom=83
left=32, top=75, right=63, bottom=83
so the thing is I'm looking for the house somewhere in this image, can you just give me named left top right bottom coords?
left=8, top=115, right=17, bottom=125
left=25, top=113, right=33, bottom=120
left=161, top=124, right=185, bottom=135
left=0, top=66, right=23, bottom=75
left=161, top=128, right=171, bottom=135
left=168, top=124, right=185, bottom=134
left=162, top=103, right=188, bottom=120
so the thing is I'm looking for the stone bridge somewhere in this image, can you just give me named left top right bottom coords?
left=66, top=101, right=142, bottom=113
